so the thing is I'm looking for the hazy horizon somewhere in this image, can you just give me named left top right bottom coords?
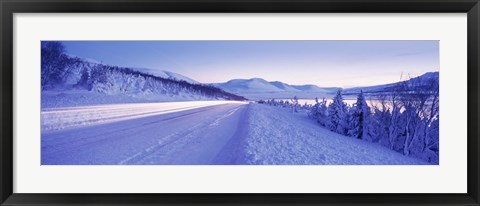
left=61, top=40, right=439, bottom=88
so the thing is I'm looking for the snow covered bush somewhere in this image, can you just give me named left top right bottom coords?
left=308, top=97, right=329, bottom=127
left=367, top=75, right=439, bottom=163
left=327, top=90, right=350, bottom=135
left=41, top=41, right=71, bottom=89
left=348, top=91, right=372, bottom=140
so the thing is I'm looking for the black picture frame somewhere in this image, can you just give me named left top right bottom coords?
left=1, top=0, right=479, bottom=205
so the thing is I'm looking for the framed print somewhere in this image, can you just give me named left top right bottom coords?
left=1, top=0, right=479, bottom=205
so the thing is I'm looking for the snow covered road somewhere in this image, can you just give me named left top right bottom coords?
left=41, top=101, right=245, bottom=132
left=41, top=101, right=249, bottom=165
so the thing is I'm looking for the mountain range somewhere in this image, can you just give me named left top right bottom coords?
left=342, top=72, right=439, bottom=95
left=133, top=67, right=200, bottom=84
left=210, top=78, right=340, bottom=99
left=209, top=72, right=438, bottom=99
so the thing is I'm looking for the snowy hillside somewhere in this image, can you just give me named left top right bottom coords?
left=215, top=78, right=284, bottom=93
left=211, top=78, right=340, bottom=99
left=132, top=67, right=200, bottom=84
left=244, top=103, right=429, bottom=164
left=269, top=81, right=303, bottom=92
left=41, top=42, right=245, bottom=108
left=343, top=72, right=439, bottom=95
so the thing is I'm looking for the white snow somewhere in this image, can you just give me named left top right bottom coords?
left=133, top=68, right=200, bottom=84
left=244, top=103, right=429, bottom=165
left=215, top=78, right=285, bottom=93
left=212, top=78, right=337, bottom=99
left=66, top=53, right=102, bottom=64
left=41, top=101, right=429, bottom=165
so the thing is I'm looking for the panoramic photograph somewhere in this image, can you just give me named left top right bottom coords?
left=41, top=40, right=439, bottom=165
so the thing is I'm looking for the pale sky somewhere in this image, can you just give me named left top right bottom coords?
left=62, top=41, right=439, bottom=88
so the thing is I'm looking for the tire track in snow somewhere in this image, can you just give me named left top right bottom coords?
left=118, top=105, right=247, bottom=165
left=212, top=104, right=250, bottom=164
left=42, top=105, right=227, bottom=159
left=41, top=101, right=241, bottom=132
left=41, top=105, right=202, bottom=132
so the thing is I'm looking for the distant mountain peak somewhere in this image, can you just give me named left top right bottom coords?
left=211, top=78, right=339, bottom=99
left=415, top=71, right=438, bottom=79
left=245, top=78, right=270, bottom=83
left=250, top=77, right=266, bottom=81
left=132, top=68, right=200, bottom=84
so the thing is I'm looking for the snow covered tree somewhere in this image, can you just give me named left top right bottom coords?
left=348, top=90, right=371, bottom=140
left=370, top=105, right=391, bottom=145
left=400, top=76, right=439, bottom=159
left=76, top=67, right=91, bottom=89
left=309, top=97, right=329, bottom=127
left=292, top=96, right=299, bottom=112
left=327, top=90, right=349, bottom=135
left=368, top=93, right=405, bottom=151
left=41, top=41, right=69, bottom=89
left=397, top=75, right=435, bottom=156
left=419, top=78, right=439, bottom=156
left=424, top=118, right=439, bottom=163
left=317, top=98, right=329, bottom=126
left=308, top=97, right=320, bottom=119
left=302, top=102, right=310, bottom=110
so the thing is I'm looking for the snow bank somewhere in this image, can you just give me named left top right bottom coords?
left=243, top=103, right=430, bottom=165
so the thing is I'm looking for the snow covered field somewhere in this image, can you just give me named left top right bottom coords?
left=42, top=101, right=428, bottom=165
left=244, top=104, right=428, bottom=165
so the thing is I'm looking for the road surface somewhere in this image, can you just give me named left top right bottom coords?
left=41, top=101, right=249, bottom=165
